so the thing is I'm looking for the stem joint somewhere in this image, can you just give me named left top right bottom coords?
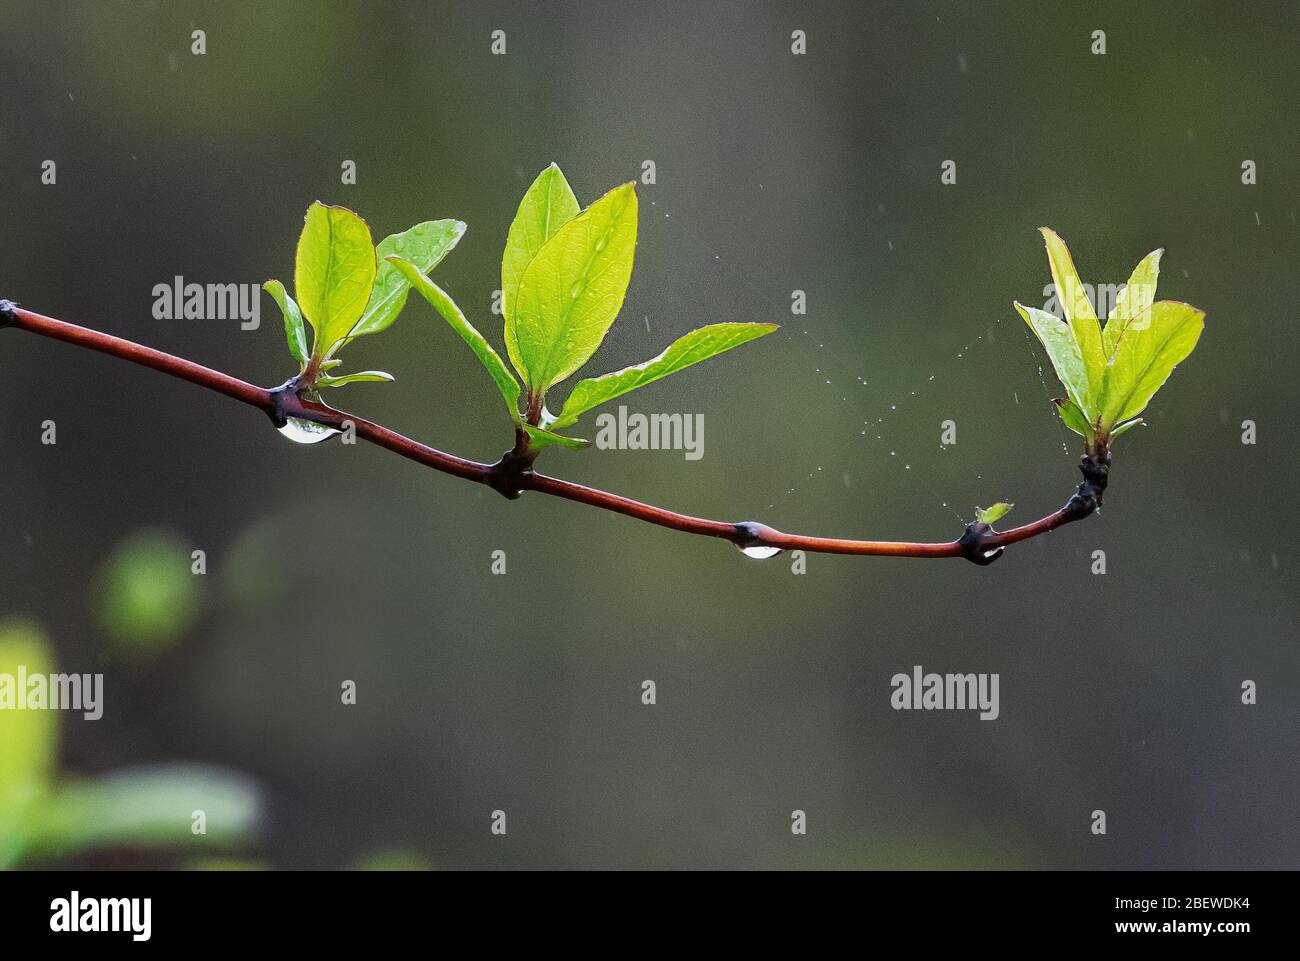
left=958, top=523, right=1005, bottom=566
left=487, top=438, right=537, bottom=500
left=1065, top=449, right=1111, bottom=519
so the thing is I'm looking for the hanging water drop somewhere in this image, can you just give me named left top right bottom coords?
left=278, top=417, right=341, bottom=445
left=739, top=544, right=783, bottom=560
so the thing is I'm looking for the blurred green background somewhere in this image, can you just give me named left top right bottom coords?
left=0, top=0, right=1296, bottom=869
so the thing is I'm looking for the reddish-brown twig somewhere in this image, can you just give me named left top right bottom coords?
left=2, top=302, right=1101, bottom=562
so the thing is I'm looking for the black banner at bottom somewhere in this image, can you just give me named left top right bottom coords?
left=0, top=869, right=1281, bottom=948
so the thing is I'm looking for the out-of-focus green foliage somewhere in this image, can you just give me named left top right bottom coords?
left=0, top=619, right=262, bottom=868
left=96, top=528, right=200, bottom=654
left=0, top=619, right=56, bottom=868
left=349, top=848, right=433, bottom=871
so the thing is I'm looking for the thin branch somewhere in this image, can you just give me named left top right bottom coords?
left=1, top=302, right=1103, bottom=562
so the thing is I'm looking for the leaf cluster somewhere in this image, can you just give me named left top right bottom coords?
left=1016, top=228, right=1204, bottom=452
left=267, top=165, right=777, bottom=456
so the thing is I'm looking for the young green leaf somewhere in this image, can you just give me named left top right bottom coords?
left=1040, top=228, right=1105, bottom=402
left=1103, top=248, right=1162, bottom=356
left=501, top=164, right=580, bottom=337
left=294, top=202, right=376, bottom=361
left=975, top=502, right=1014, bottom=525
left=1015, top=301, right=1093, bottom=421
left=348, top=220, right=466, bottom=342
left=1097, top=300, right=1204, bottom=427
left=316, top=370, right=395, bottom=388
left=1109, top=417, right=1145, bottom=439
left=263, top=280, right=309, bottom=370
left=510, top=182, right=638, bottom=392
left=548, top=323, right=779, bottom=430
left=1052, top=397, right=1094, bottom=440
left=387, top=256, right=521, bottom=423
left=522, top=424, right=590, bottom=451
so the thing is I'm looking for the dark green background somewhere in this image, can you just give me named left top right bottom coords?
left=1, top=0, right=1296, bottom=868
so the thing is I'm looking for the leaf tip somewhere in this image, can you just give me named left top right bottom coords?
left=305, top=200, right=372, bottom=232
left=1155, top=300, right=1207, bottom=326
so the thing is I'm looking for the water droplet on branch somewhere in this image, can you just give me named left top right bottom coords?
left=278, top=417, right=340, bottom=444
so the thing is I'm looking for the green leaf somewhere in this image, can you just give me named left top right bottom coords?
left=26, top=765, right=262, bottom=857
left=263, top=280, right=308, bottom=370
left=975, top=502, right=1014, bottom=525
left=387, top=256, right=521, bottom=423
left=1109, top=417, right=1145, bottom=439
left=1052, top=397, right=1094, bottom=440
left=522, top=424, right=590, bottom=451
left=294, top=202, right=376, bottom=360
left=1040, top=228, right=1105, bottom=404
left=510, top=182, right=639, bottom=392
left=1103, top=248, right=1162, bottom=356
left=548, top=323, right=779, bottom=430
left=501, top=164, right=580, bottom=368
left=1097, top=300, right=1204, bottom=427
left=349, top=220, right=466, bottom=342
left=316, top=370, right=395, bottom=388
left=1016, top=301, right=1093, bottom=421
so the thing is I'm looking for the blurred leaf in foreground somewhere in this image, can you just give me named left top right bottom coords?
left=96, top=528, right=201, bottom=654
